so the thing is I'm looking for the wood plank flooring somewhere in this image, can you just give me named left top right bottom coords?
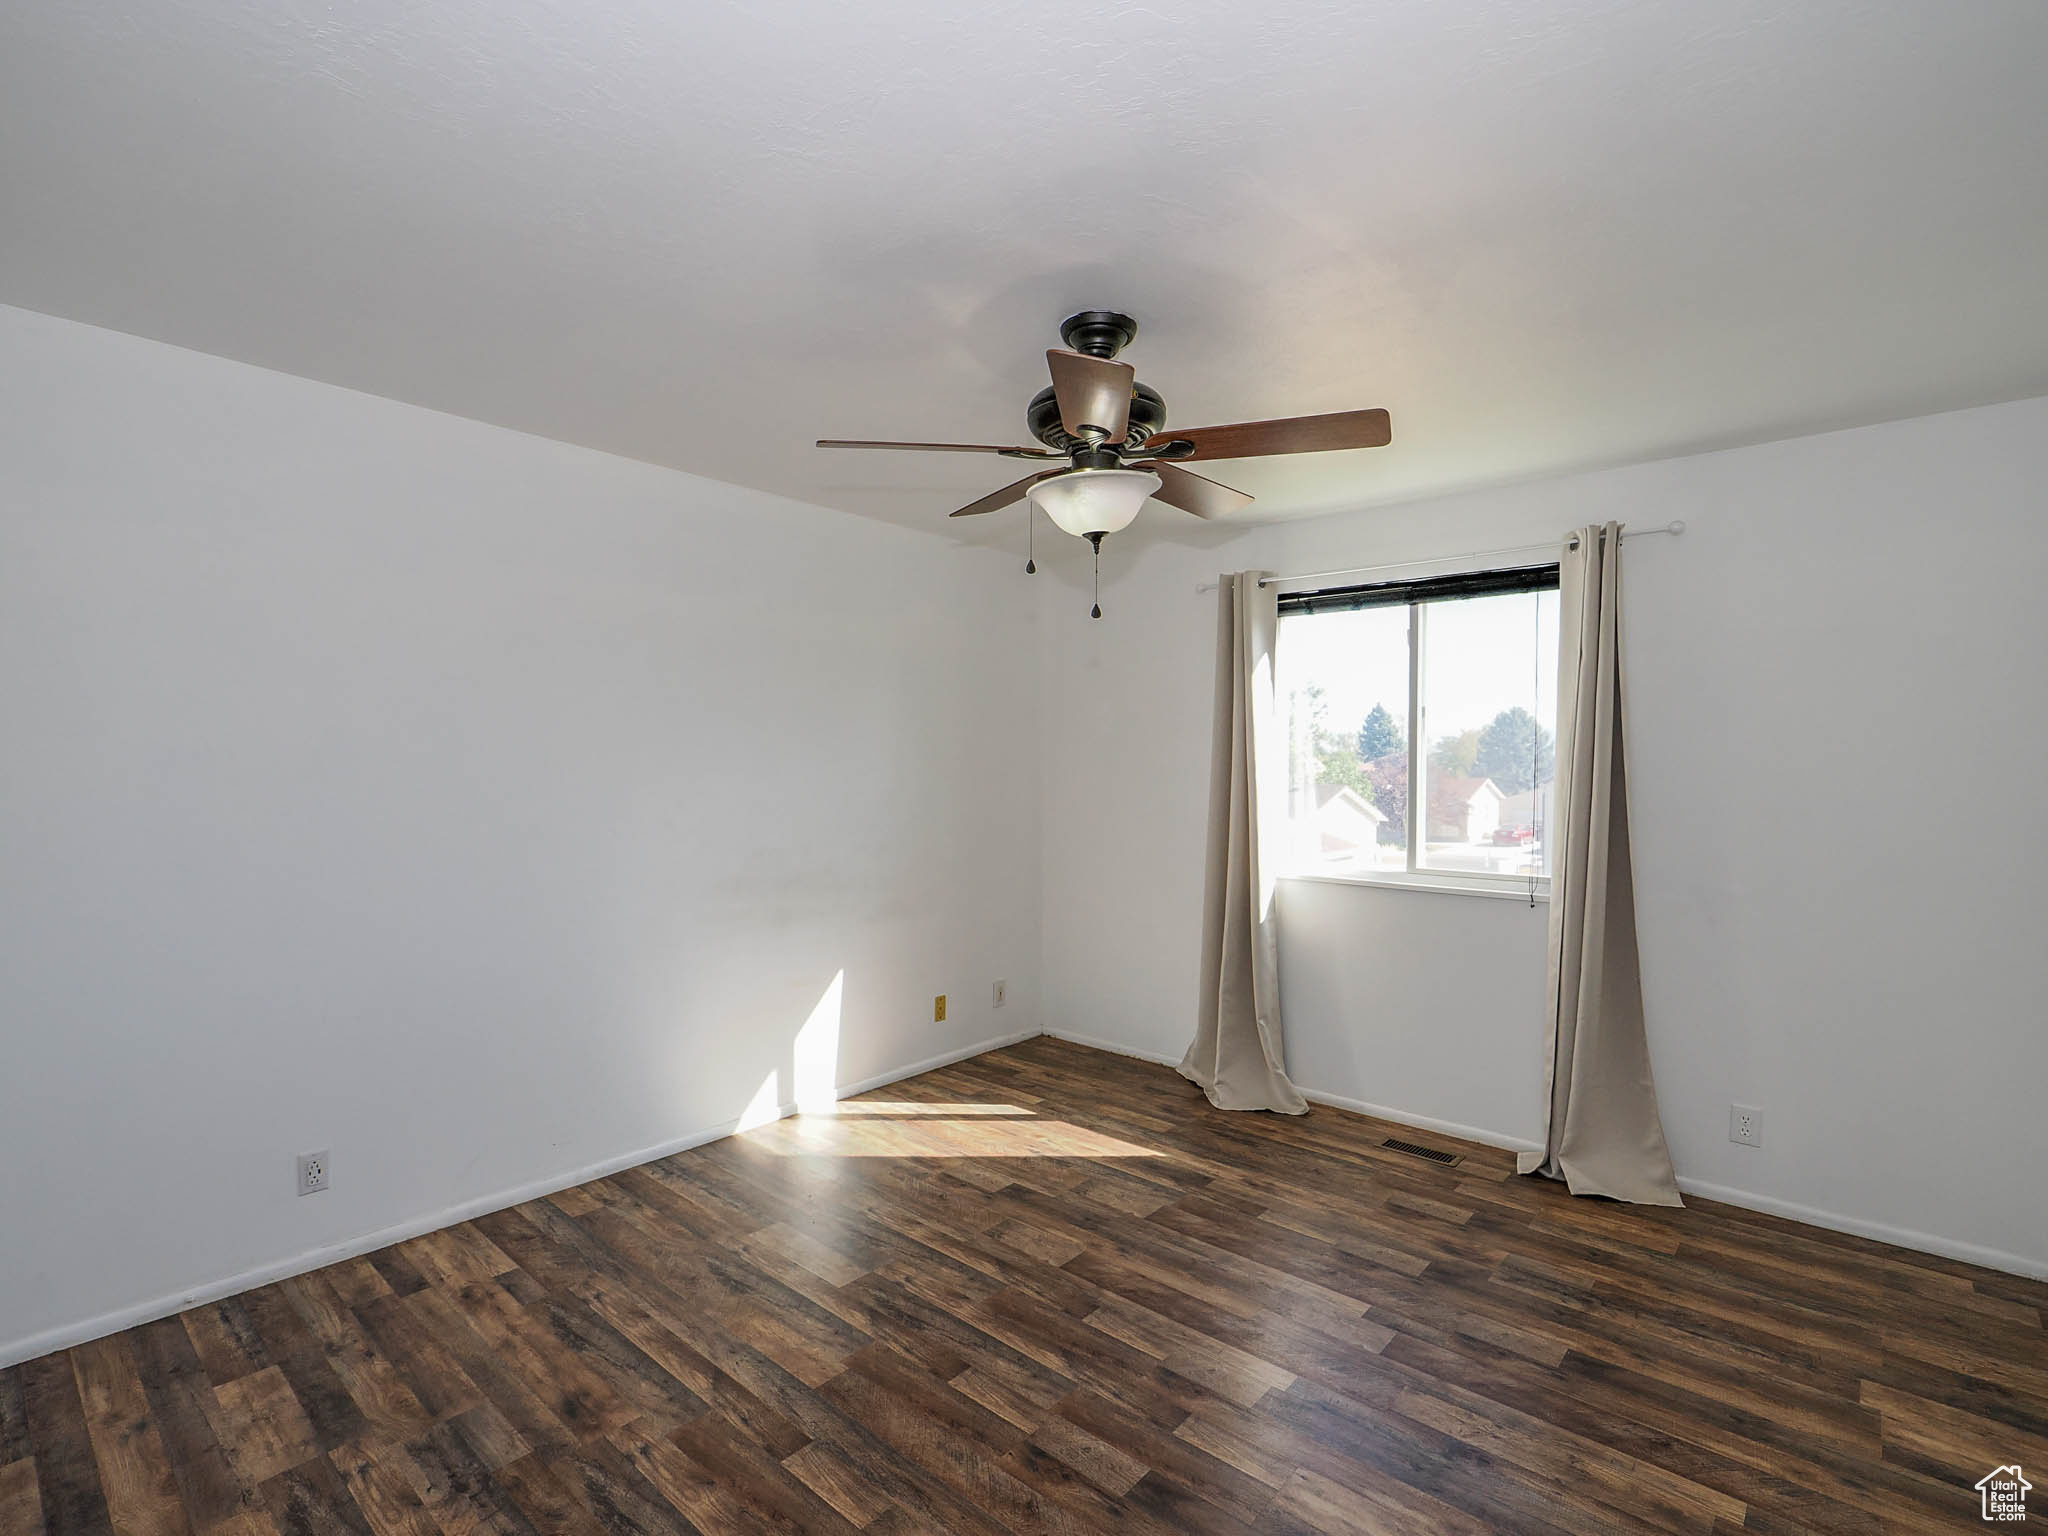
left=5, top=1036, right=2043, bottom=1534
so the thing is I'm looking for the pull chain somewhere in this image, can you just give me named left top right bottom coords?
left=1088, top=532, right=1103, bottom=619
left=1025, top=504, right=1036, bottom=575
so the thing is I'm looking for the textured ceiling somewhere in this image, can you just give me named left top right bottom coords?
left=3, top=0, right=2045, bottom=543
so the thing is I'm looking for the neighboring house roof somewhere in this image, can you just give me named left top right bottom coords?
left=1430, top=773, right=1503, bottom=808
left=1313, top=782, right=1386, bottom=858
left=1314, top=782, right=1385, bottom=821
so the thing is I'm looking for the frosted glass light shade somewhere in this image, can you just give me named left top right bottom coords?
left=1027, top=468, right=1161, bottom=537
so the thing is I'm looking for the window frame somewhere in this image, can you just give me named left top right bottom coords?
left=1276, top=562, right=1560, bottom=898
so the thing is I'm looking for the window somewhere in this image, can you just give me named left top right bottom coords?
left=1275, top=566, right=1560, bottom=889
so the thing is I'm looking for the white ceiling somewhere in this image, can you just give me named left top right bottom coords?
left=4, top=0, right=2045, bottom=542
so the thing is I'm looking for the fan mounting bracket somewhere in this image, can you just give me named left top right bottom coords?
left=1058, top=310, right=1139, bottom=360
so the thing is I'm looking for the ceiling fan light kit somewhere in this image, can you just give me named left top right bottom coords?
left=1028, top=467, right=1161, bottom=538
left=818, top=310, right=1392, bottom=618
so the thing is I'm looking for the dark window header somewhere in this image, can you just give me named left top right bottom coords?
left=1277, top=562, right=1559, bottom=616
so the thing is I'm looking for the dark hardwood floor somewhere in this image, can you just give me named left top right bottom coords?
left=5, top=1036, right=2044, bottom=1535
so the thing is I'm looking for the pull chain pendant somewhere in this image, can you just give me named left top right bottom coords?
left=1088, top=532, right=1104, bottom=619
left=1025, top=504, right=1035, bottom=574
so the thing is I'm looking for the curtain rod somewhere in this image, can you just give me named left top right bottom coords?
left=1194, top=520, right=1686, bottom=595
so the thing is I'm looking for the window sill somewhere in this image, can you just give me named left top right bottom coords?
left=1279, top=870, right=1550, bottom=903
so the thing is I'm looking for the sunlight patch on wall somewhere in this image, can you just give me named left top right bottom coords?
left=794, top=970, right=844, bottom=1114
left=736, top=1070, right=783, bottom=1132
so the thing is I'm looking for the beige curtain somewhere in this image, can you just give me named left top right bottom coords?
left=1181, top=574, right=1308, bottom=1114
left=1519, top=525, right=1682, bottom=1204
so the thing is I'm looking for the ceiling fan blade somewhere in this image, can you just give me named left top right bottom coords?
left=948, top=470, right=1065, bottom=518
left=1150, top=462, right=1254, bottom=520
left=817, top=439, right=1057, bottom=458
left=1045, top=349, right=1135, bottom=442
left=1143, top=408, right=1392, bottom=461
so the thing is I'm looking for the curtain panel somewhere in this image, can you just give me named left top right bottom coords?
left=1519, top=524, right=1682, bottom=1204
left=1181, top=572, right=1308, bottom=1115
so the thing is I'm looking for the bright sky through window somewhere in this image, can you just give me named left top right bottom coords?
left=1277, top=583, right=1559, bottom=884
left=1278, top=594, right=1557, bottom=743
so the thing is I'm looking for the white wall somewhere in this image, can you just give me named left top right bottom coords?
left=1276, top=880, right=1548, bottom=1146
left=6, top=297, right=2042, bottom=1373
left=1041, top=394, right=2048, bottom=1276
left=0, top=305, right=1043, bottom=1365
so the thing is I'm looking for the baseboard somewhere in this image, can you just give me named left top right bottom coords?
left=25, top=1021, right=2030, bottom=1368
left=831, top=1027, right=1041, bottom=1102
left=1041, top=1028, right=1181, bottom=1068
left=1042, top=1030, right=1542, bottom=1153
left=1043, top=1030, right=2046, bottom=1281
left=1295, top=1087, right=1544, bottom=1156
left=0, top=1026, right=1038, bottom=1371
left=1675, top=1177, right=2048, bottom=1282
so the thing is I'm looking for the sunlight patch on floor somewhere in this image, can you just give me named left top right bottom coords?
left=743, top=1113, right=1162, bottom=1159
left=831, top=1101, right=1035, bottom=1118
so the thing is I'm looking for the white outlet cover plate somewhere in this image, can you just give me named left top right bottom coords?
left=297, top=1150, right=330, bottom=1195
left=993, top=979, right=1007, bottom=1007
left=1728, top=1106, right=1763, bottom=1147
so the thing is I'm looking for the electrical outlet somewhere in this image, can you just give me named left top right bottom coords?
left=993, top=979, right=1007, bottom=1008
left=297, top=1150, right=330, bottom=1195
left=933, top=994, right=947, bottom=1023
left=1728, top=1105, right=1762, bottom=1148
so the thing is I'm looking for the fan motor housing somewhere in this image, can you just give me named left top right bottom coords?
left=1027, top=380, right=1165, bottom=454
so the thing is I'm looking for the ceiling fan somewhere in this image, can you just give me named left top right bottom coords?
left=818, top=310, right=1392, bottom=615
